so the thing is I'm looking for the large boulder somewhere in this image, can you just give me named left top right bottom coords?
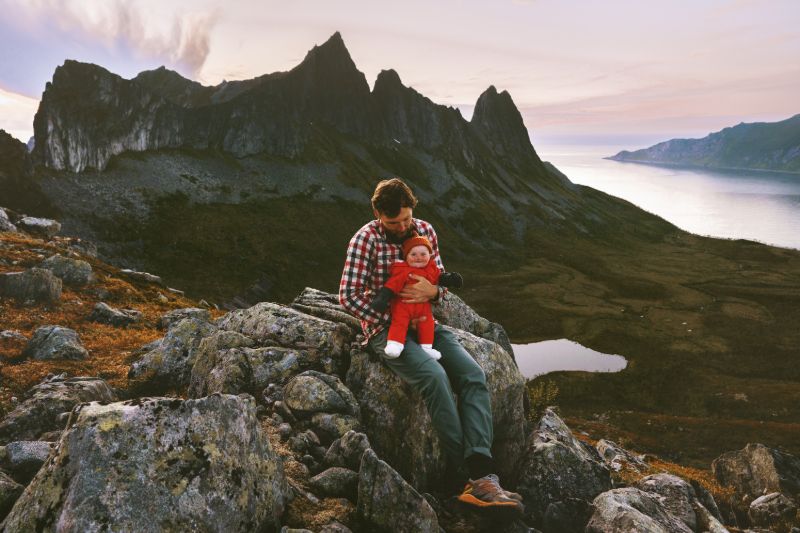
left=712, top=443, right=800, bottom=505
left=292, top=288, right=362, bottom=334
left=748, top=492, right=798, bottom=529
left=188, top=326, right=328, bottom=399
left=433, top=291, right=514, bottom=358
left=284, top=371, right=359, bottom=418
left=1, top=394, right=289, bottom=532
left=346, top=326, right=525, bottom=492
left=128, top=316, right=217, bottom=388
left=39, top=255, right=93, bottom=287
left=16, top=217, right=60, bottom=239
left=356, top=448, right=439, bottom=532
left=516, top=408, right=612, bottom=526
left=0, top=208, right=17, bottom=232
left=586, top=488, right=694, bottom=533
left=22, top=326, right=88, bottom=361
left=0, top=268, right=62, bottom=304
left=0, top=375, right=118, bottom=444
left=3, top=441, right=54, bottom=483
left=159, top=307, right=211, bottom=330
left=634, top=473, right=719, bottom=532
left=0, top=471, right=23, bottom=521
left=217, top=302, right=353, bottom=363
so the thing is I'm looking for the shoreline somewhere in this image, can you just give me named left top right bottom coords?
left=603, top=156, right=800, bottom=177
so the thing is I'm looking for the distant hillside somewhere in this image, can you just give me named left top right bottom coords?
left=609, top=115, right=800, bottom=173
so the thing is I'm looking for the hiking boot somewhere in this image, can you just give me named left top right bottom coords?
left=457, top=474, right=525, bottom=512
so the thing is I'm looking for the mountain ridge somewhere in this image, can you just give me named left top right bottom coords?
left=608, top=114, right=800, bottom=174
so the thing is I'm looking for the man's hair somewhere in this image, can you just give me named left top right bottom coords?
left=371, top=178, right=418, bottom=217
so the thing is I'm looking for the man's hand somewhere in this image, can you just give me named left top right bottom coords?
left=399, top=274, right=438, bottom=303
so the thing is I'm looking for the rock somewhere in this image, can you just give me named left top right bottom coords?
left=749, top=492, right=798, bottom=529
left=516, top=408, right=612, bottom=525
left=542, top=498, right=595, bottom=533
left=0, top=330, right=26, bottom=341
left=39, top=254, right=93, bottom=286
left=310, top=467, right=359, bottom=500
left=3, top=441, right=54, bottom=483
left=0, top=376, right=118, bottom=444
left=88, top=302, right=142, bottom=327
left=356, top=448, right=439, bottom=532
left=0, top=267, right=62, bottom=304
left=0, top=471, right=23, bottom=520
left=22, top=325, right=88, bottom=360
left=311, top=413, right=361, bottom=443
left=0, top=208, right=17, bottom=232
left=596, top=438, right=648, bottom=472
left=120, top=268, right=164, bottom=286
left=16, top=217, right=61, bottom=239
left=586, top=487, right=694, bottom=533
left=189, top=342, right=310, bottom=398
left=2, top=394, right=289, bottom=532
left=217, top=302, right=353, bottom=363
left=324, top=431, right=371, bottom=471
left=713, top=443, right=800, bottom=505
left=319, top=521, right=353, bottom=533
left=63, top=237, right=97, bottom=258
left=346, top=326, right=525, bottom=492
left=159, top=307, right=211, bottom=329
left=284, top=371, right=359, bottom=418
left=433, top=291, right=514, bottom=358
left=634, top=473, right=704, bottom=531
left=128, top=316, right=217, bottom=388
left=291, top=287, right=362, bottom=333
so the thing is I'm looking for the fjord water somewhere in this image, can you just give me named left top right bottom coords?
left=538, top=144, right=800, bottom=250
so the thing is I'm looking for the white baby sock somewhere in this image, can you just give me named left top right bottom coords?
left=385, top=340, right=404, bottom=358
left=421, top=344, right=441, bottom=360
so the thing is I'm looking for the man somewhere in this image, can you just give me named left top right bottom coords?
left=339, top=178, right=523, bottom=511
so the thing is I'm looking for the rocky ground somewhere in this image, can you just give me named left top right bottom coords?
left=1, top=208, right=799, bottom=532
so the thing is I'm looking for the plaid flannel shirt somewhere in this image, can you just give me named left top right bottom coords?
left=339, top=218, right=446, bottom=341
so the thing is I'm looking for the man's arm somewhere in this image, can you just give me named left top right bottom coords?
left=339, top=229, right=384, bottom=322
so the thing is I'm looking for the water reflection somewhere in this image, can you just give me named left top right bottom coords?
left=513, top=339, right=627, bottom=379
left=536, top=144, right=800, bottom=250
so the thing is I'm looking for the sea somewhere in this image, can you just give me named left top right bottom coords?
left=536, top=144, right=800, bottom=250
left=515, top=143, right=800, bottom=377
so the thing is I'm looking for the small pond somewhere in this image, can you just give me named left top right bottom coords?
left=512, top=339, right=627, bottom=379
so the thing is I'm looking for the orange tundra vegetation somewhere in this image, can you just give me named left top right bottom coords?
left=0, top=231, right=223, bottom=416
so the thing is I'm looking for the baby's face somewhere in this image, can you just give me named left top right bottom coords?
left=406, top=245, right=431, bottom=268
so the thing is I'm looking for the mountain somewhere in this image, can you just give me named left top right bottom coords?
left=608, top=115, right=800, bottom=173
left=7, top=32, right=674, bottom=304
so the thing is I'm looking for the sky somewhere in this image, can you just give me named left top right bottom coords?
left=1, top=0, right=798, bottom=150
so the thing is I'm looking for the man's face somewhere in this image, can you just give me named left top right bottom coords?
left=375, top=207, right=413, bottom=241
left=406, top=245, right=431, bottom=268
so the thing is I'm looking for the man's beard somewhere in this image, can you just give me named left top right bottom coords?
left=385, top=227, right=414, bottom=244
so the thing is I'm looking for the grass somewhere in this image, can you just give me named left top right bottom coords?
left=0, top=231, right=223, bottom=417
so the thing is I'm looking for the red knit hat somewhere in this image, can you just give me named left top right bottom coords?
left=402, top=234, right=432, bottom=257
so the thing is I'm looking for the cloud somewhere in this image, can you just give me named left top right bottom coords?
left=0, top=0, right=217, bottom=97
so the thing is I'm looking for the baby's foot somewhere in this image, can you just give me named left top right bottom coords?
left=385, top=341, right=404, bottom=358
left=421, top=344, right=441, bottom=360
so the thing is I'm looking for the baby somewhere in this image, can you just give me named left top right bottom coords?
left=371, top=234, right=463, bottom=360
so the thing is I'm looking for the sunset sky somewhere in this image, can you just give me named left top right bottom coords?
left=1, top=0, right=798, bottom=149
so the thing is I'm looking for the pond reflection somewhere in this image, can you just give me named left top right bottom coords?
left=512, top=339, right=627, bottom=379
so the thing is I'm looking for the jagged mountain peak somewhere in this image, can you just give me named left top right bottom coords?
left=295, top=31, right=358, bottom=74
left=374, top=68, right=403, bottom=88
left=471, top=86, right=538, bottom=163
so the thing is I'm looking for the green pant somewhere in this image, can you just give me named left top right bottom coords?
left=368, top=324, right=494, bottom=466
